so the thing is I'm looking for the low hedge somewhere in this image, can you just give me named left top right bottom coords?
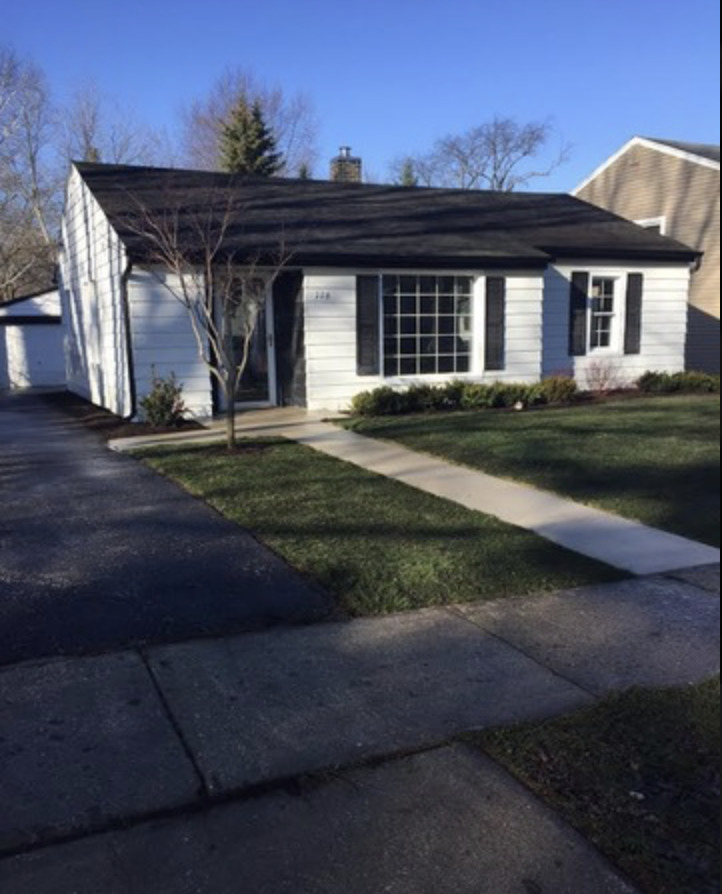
left=636, top=370, right=720, bottom=394
left=349, top=376, right=578, bottom=417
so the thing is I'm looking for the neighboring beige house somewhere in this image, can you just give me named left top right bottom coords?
left=574, top=137, right=720, bottom=373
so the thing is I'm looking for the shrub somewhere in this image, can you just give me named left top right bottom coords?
left=405, top=384, right=448, bottom=412
left=680, top=371, right=720, bottom=392
left=437, top=380, right=465, bottom=409
left=637, top=371, right=720, bottom=394
left=538, top=375, right=578, bottom=404
left=349, top=377, right=579, bottom=417
left=460, top=383, right=493, bottom=409
left=584, top=359, right=622, bottom=393
left=636, top=371, right=675, bottom=393
left=349, top=386, right=411, bottom=416
left=139, top=370, right=186, bottom=427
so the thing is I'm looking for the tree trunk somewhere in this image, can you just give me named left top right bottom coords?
left=224, top=386, right=236, bottom=450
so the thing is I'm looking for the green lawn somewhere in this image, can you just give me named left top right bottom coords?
left=473, top=677, right=720, bottom=894
left=139, top=439, right=620, bottom=616
left=343, top=395, right=720, bottom=547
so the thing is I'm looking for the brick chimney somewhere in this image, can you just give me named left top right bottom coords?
left=330, top=146, right=362, bottom=183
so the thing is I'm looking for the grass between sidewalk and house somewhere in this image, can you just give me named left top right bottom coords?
left=471, top=677, right=720, bottom=894
left=342, top=394, right=720, bottom=547
left=138, top=439, right=621, bottom=616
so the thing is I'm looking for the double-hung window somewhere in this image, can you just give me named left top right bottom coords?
left=589, top=276, right=616, bottom=349
left=382, top=274, right=473, bottom=375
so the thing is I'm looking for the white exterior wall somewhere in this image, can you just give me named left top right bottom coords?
left=0, top=291, right=66, bottom=388
left=302, top=269, right=544, bottom=412
left=128, top=269, right=213, bottom=419
left=59, top=167, right=132, bottom=416
left=542, top=261, right=689, bottom=387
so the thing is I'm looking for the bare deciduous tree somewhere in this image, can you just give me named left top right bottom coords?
left=0, top=46, right=59, bottom=299
left=180, top=67, right=319, bottom=177
left=390, top=117, right=570, bottom=191
left=125, top=186, right=291, bottom=448
left=58, top=81, right=171, bottom=165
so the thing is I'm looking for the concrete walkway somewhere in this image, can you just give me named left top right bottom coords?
left=111, top=407, right=721, bottom=575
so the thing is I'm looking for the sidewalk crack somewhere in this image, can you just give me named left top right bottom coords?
left=441, top=604, right=599, bottom=701
left=137, top=648, right=209, bottom=799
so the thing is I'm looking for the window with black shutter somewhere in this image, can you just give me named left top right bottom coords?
left=485, top=276, right=505, bottom=371
left=356, top=275, right=380, bottom=375
left=624, top=273, right=643, bottom=354
left=569, top=271, right=589, bottom=356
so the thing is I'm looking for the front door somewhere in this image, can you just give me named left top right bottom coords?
left=233, top=295, right=276, bottom=406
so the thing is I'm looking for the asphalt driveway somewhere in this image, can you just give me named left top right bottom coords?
left=0, top=391, right=331, bottom=666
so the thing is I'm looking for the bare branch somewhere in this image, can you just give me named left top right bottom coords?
left=391, top=116, right=571, bottom=192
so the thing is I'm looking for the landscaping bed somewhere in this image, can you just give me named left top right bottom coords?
left=138, top=439, right=622, bottom=616
left=343, top=394, right=720, bottom=547
left=473, top=677, right=721, bottom=894
left=39, top=390, right=204, bottom=441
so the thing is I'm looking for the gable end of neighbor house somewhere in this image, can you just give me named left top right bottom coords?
left=574, top=137, right=720, bottom=373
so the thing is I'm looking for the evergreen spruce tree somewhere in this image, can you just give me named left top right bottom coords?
left=218, top=98, right=283, bottom=176
left=399, top=158, right=419, bottom=187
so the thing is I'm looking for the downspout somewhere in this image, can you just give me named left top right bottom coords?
left=120, top=262, right=137, bottom=420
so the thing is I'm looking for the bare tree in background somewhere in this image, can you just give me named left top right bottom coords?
left=125, top=186, right=291, bottom=448
left=390, top=117, right=570, bottom=191
left=1, top=45, right=178, bottom=300
left=0, top=46, right=59, bottom=298
left=180, top=67, right=319, bottom=177
left=58, top=81, right=173, bottom=166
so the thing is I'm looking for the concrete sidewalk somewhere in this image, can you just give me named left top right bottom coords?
left=111, top=407, right=721, bottom=576
left=1, top=570, right=718, bottom=892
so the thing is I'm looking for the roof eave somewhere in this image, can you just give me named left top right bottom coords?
left=542, top=246, right=700, bottom=264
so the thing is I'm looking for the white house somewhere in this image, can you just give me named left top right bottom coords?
left=0, top=289, right=66, bottom=390
left=59, top=162, right=699, bottom=419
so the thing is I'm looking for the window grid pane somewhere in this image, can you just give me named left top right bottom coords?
left=382, top=275, right=472, bottom=376
left=590, top=277, right=615, bottom=350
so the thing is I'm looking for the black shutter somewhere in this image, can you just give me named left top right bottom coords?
left=485, top=276, right=506, bottom=371
left=356, top=275, right=380, bottom=375
left=569, top=271, right=589, bottom=356
left=624, top=273, right=643, bottom=355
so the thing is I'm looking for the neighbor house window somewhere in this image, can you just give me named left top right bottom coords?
left=589, top=276, right=616, bottom=349
left=382, top=274, right=473, bottom=376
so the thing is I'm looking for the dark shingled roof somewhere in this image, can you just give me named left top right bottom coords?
left=75, top=162, right=699, bottom=269
left=644, top=138, right=720, bottom=165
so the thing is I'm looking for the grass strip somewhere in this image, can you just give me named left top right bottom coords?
left=139, top=439, right=621, bottom=616
left=342, top=394, right=720, bottom=546
left=472, top=677, right=720, bottom=894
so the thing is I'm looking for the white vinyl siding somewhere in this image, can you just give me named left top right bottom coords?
left=302, top=269, right=544, bottom=412
left=128, top=270, right=213, bottom=419
left=542, top=262, right=688, bottom=386
left=60, top=167, right=132, bottom=416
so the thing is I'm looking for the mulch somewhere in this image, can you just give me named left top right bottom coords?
left=38, top=390, right=205, bottom=441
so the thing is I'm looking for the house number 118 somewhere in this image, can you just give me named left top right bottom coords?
left=313, top=291, right=332, bottom=301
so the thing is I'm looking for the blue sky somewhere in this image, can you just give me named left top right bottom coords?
left=5, top=0, right=720, bottom=190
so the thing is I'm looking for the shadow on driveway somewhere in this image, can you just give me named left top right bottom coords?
left=0, top=392, right=332, bottom=666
